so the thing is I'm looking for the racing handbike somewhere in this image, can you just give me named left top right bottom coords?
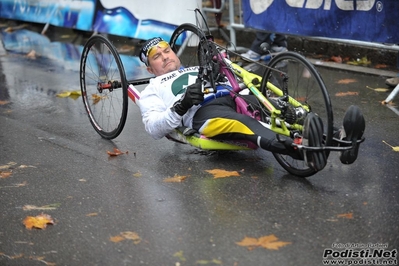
left=79, top=23, right=364, bottom=177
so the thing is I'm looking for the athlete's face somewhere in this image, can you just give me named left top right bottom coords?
left=146, top=43, right=181, bottom=76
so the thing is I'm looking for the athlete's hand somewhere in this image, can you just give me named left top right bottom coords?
left=171, top=79, right=204, bottom=116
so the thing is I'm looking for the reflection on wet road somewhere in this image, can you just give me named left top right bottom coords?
left=0, top=28, right=398, bottom=266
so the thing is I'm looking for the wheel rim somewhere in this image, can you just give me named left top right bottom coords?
left=262, top=52, right=333, bottom=177
left=80, top=35, right=128, bottom=139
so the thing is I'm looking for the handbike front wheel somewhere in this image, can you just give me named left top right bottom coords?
left=80, top=35, right=128, bottom=139
left=262, top=51, right=333, bottom=177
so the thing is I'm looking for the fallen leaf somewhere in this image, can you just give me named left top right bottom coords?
left=120, top=231, right=141, bottom=244
left=23, top=203, right=60, bottom=211
left=337, top=212, right=354, bottom=219
left=336, top=79, right=357, bottom=84
left=10, top=253, right=24, bottom=259
left=56, top=90, right=81, bottom=98
left=109, top=235, right=125, bottom=243
left=0, top=162, right=17, bottom=170
left=0, top=171, right=12, bottom=178
left=18, top=165, right=36, bottom=169
left=0, top=100, right=10, bottom=105
left=5, top=181, right=28, bottom=188
left=92, top=94, right=107, bottom=104
left=110, top=231, right=141, bottom=244
left=56, top=91, right=72, bottom=98
left=236, top=234, right=291, bottom=250
left=163, top=174, right=188, bottom=183
left=133, top=171, right=142, bottom=177
left=205, top=169, right=240, bottom=179
left=107, top=148, right=127, bottom=156
left=173, top=250, right=186, bottom=262
left=258, top=235, right=292, bottom=250
left=347, top=57, right=371, bottom=66
left=382, top=140, right=399, bottom=151
left=29, top=256, right=56, bottom=266
left=23, top=213, right=54, bottom=230
left=86, top=212, right=98, bottom=217
left=374, top=88, right=390, bottom=92
left=335, top=91, right=359, bottom=97
left=196, top=259, right=223, bottom=265
left=366, top=86, right=390, bottom=92
left=375, top=64, right=388, bottom=69
left=236, top=236, right=259, bottom=247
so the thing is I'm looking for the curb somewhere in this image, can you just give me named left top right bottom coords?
left=308, top=58, right=397, bottom=78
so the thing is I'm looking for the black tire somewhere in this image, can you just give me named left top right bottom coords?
left=80, top=35, right=128, bottom=139
left=169, top=23, right=207, bottom=68
left=261, top=51, right=333, bottom=177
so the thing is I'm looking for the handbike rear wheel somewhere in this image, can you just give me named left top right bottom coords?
left=80, top=35, right=128, bottom=139
left=261, top=52, right=333, bottom=177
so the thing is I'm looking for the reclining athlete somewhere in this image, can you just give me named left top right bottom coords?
left=137, top=37, right=365, bottom=171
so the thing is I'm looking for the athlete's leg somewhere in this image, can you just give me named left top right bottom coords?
left=192, top=96, right=298, bottom=156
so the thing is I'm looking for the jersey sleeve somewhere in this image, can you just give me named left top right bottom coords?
left=138, top=82, right=183, bottom=140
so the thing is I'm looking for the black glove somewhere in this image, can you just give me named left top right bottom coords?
left=171, top=79, right=204, bottom=116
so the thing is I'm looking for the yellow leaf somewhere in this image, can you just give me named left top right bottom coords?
left=205, top=169, right=240, bottom=178
left=23, top=213, right=54, bottom=230
left=173, top=250, right=186, bottom=262
left=56, top=90, right=82, bottom=98
left=347, top=57, right=371, bottom=66
left=86, top=212, right=98, bottom=217
left=56, top=91, right=72, bottom=98
left=382, top=140, right=399, bottom=152
left=133, top=171, right=142, bottom=177
left=236, top=234, right=291, bottom=250
left=366, top=86, right=390, bottom=92
left=163, top=174, right=188, bottom=183
left=70, top=90, right=82, bottom=96
left=374, top=88, right=390, bottom=92
left=337, top=212, right=354, bottom=219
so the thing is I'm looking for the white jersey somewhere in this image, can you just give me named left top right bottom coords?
left=138, top=66, right=230, bottom=139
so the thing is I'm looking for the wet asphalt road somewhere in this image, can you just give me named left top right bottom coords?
left=1, top=31, right=399, bottom=266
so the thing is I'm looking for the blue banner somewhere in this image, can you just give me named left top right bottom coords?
left=0, top=0, right=96, bottom=31
left=0, top=0, right=200, bottom=41
left=242, top=0, right=399, bottom=44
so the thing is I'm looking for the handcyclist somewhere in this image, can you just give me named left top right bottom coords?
left=137, top=37, right=366, bottom=171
